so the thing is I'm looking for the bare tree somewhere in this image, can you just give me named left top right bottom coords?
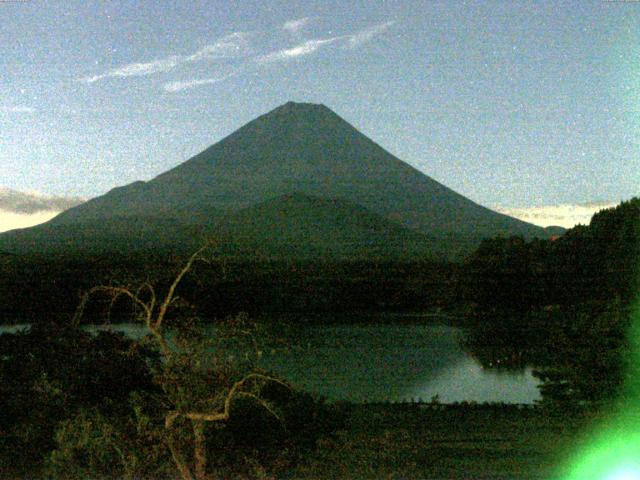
left=73, top=243, right=287, bottom=480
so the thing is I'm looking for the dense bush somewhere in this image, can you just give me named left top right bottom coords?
left=46, top=403, right=172, bottom=480
left=43, top=379, right=342, bottom=479
left=0, top=323, right=158, bottom=476
left=533, top=300, right=632, bottom=406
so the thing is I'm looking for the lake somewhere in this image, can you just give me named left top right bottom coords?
left=0, top=322, right=541, bottom=404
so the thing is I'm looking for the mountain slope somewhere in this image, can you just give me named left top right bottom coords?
left=0, top=102, right=550, bottom=260
left=0, top=193, right=443, bottom=260
left=51, top=102, right=546, bottom=238
left=214, top=193, right=437, bottom=260
left=0, top=215, right=205, bottom=256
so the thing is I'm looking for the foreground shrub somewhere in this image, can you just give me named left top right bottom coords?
left=0, top=323, right=157, bottom=476
left=45, top=384, right=343, bottom=480
left=58, top=245, right=345, bottom=479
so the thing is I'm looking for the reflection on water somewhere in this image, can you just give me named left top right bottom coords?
left=0, top=322, right=541, bottom=404
left=258, top=324, right=540, bottom=403
left=0, top=324, right=30, bottom=334
left=89, top=323, right=151, bottom=341
left=404, top=357, right=540, bottom=404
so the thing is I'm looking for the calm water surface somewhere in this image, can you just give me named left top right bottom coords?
left=0, top=322, right=540, bottom=404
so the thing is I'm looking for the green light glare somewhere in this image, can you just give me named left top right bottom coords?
left=558, top=300, right=640, bottom=480
left=559, top=426, right=640, bottom=480
left=606, top=465, right=640, bottom=480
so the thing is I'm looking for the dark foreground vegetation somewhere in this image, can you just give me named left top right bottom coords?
left=0, top=318, right=597, bottom=480
left=0, top=256, right=458, bottom=323
left=0, top=318, right=595, bottom=480
left=0, top=321, right=342, bottom=479
left=0, top=198, right=638, bottom=479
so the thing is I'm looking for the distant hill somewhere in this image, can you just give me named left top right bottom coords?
left=543, top=225, right=566, bottom=237
left=214, top=193, right=436, bottom=260
left=0, top=102, right=551, bottom=261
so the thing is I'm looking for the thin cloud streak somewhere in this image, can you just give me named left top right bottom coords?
left=77, top=22, right=395, bottom=87
left=495, top=202, right=617, bottom=228
left=80, top=56, right=182, bottom=83
left=78, top=32, right=249, bottom=84
left=163, top=76, right=227, bottom=92
left=256, top=37, right=343, bottom=63
left=257, top=21, right=394, bottom=64
left=283, top=17, right=310, bottom=34
left=347, top=21, right=395, bottom=48
left=184, top=32, right=252, bottom=62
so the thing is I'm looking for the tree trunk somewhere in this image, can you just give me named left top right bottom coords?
left=193, top=419, right=208, bottom=480
left=167, top=435, right=194, bottom=480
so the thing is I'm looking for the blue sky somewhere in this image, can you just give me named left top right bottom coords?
left=1, top=0, right=638, bottom=210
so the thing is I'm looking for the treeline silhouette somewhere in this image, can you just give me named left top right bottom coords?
left=461, top=198, right=639, bottom=312
left=0, top=256, right=458, bottom=325
left=460, top=198, right=640, bottom=404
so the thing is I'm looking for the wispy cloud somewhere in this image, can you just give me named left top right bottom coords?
left=77, top=22, right=395, bottom=89
left=0, top=188, right=85, bottom=232
left=78, top=32, right=250, bottom=84
left=347, top=21, right=395, bottom=48
left=79, top=56, right=182, bottom=83
left=0, top=105, right=36, bottom=113
left=184, top=32, right=252, bottom=62
left=0, top=188, right=85, bottom=215
left=495, top=201, right=617, bottom=228
left=256, top=21, right=394, bottom=64
left=283, top=17, right=310, bottom=34
left=0, top=210, right=61, bottom=233
left=163, top=76, right=228, bottom=93
left=256, top=37, right=342, bottom=63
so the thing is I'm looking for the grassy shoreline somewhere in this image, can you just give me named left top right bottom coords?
left=291, top=402, right=594, bottom=480
left=2, top=402, right=595, bottom=480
